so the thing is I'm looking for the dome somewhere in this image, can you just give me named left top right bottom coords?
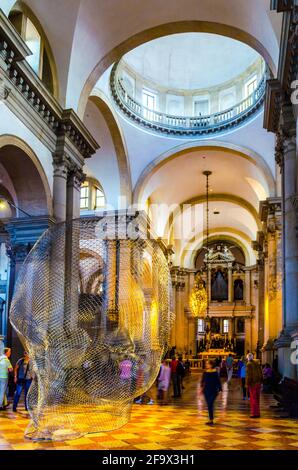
left=122, top=33, right=262, bottom=91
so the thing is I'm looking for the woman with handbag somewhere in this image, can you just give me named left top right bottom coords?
left=13, top=351, right=33, bottom=412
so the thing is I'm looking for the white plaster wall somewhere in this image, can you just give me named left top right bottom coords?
left=83, top=100, right=121, bottom=209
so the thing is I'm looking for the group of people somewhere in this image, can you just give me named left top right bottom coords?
left=0, top=346, right=271, bottom=426
left=201, top=352, right=264, bottom=425
left=0, top=349, right=33, bottom=412
left=157, top=356, right=187, bottom=404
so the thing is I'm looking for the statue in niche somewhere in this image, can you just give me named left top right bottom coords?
left=234, top=277, right=244, bottom=300
left=211, top=269, right=228, bottom=301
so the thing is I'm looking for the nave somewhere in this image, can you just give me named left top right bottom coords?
left=0, top=375, right=297, bottom=451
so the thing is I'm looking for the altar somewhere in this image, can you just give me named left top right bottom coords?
left=199, top=349, right=236, bottom=358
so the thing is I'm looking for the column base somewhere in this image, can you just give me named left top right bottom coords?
left=261, top=338, right=277, bottom=365
left=275, top=329, right=298, bottom=380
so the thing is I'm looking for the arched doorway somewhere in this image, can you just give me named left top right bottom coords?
left=0, top=137, right=52, bottom=357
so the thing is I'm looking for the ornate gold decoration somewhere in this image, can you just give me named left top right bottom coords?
left=189, top=273, right=207, bottom=318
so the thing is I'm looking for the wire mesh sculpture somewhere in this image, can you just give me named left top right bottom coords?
left=10, top=215, right=173, bottom=441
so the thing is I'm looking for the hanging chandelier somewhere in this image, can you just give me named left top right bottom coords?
left=189, top=170, right=212, bottom=319
left=203, top=170, right=212, bottom=322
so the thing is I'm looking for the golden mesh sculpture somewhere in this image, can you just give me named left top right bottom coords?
left=10, top=216, right=173, bottom=441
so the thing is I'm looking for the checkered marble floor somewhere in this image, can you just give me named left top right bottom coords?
left=0, top=374, right=298, bottom=450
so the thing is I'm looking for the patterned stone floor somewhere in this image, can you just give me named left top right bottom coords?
left=0, top=374, right=298, bottom=450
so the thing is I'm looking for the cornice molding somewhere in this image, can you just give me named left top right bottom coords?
left=265, top=2, right=298, bottom=132
left=263, top=79, right=283, bottom=132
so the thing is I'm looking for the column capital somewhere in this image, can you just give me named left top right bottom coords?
left=67, top=165, right=86, bottom=191
left=274, top=102, right=296, bottom=169
left=6, top=242, right=30, bottom=263
left=260, top=197, right=282, bottom=234
left=5, top=215, right=55, bottom=240
left=170, top=266, right=187, bottom=291
left=53, top=154, right=69, bottom=178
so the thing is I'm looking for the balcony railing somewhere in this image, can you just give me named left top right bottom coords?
left=110, top=63, right=266, bottom=137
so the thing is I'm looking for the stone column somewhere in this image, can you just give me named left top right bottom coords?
left=5, top=243, right=31, bottom=361
left=260, top=199, right=282, bottom=363
left=66, top=166, right=85, bottom=222
left=244, top=316, right=252, bottom=354
left=53, top=158, right=68, bottom=223
left=171, top=268, right=186, bottom=354
left=252, top=234, right=265, bottom=356
left=244, top=269, right=251, bottom=304
left=275, top=105, right=298, bottom=379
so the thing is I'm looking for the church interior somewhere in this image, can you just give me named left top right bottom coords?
left=0, top=0, right=298, bottom=452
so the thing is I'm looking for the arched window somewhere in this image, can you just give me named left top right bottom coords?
left=80, top=179, right=106, bottom=211
left=8, top=3, right=57, bottom=96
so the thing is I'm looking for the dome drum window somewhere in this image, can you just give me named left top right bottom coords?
left=80, top=180, right=106, bottom=211
left=8, top=4, right=56, bottom=95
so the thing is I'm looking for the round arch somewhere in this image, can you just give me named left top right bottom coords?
left=88, top=91, right=132, bottom=203
left=133, top=140, right=275, bottom=205
left=165, top=193, right=262, bottom=244
left=181, top=229, right=255, bottom=268
left=78, top=20, right=276, bottom=118
left=0, top=135, right=52, bottom=216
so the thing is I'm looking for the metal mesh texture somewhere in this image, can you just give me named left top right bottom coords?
left=10, top=216, right=173, bottom=441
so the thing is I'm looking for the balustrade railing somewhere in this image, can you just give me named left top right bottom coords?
left=110, top=63, right=266, bottom=136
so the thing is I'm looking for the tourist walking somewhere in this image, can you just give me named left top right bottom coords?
left=13, top=351, right=33, bottom=412
left=158, top=360, right=171, bottom=404
left=170, top=356, right=180, bottom=398
left=0, top=348, right=13, bottom=411
left=201, top=360, right=222, bottom=425
left=246, top=353, right=263, bottom=418
left=177, top=356, right=186, bottom=391
left=240, top=360, right=249, bottom=399
left=226, top=354, right=234, bottom=384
